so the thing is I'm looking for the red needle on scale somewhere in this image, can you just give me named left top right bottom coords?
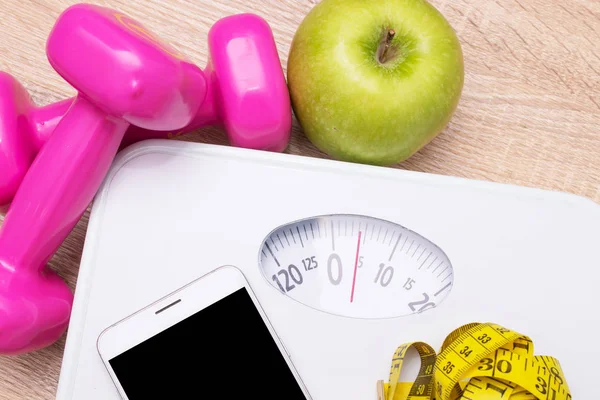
left=350, top=231, right=362, bottom=303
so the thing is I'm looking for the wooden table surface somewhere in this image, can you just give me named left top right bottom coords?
left=0, top=0, right=598, bottom=398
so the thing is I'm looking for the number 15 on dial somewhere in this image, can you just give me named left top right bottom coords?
left=258, top=214, right=454, bottom=319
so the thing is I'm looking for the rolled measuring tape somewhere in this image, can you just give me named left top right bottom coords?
left=377, top=322, right=572, bottom=400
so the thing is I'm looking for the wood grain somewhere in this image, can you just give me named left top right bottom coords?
left=0, top=0, right=598, bottom=398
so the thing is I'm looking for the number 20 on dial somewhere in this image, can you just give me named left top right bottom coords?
left=258, top=214, right=454, bottom=319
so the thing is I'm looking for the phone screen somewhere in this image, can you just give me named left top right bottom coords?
left=109, top=287, right=308, bottom=398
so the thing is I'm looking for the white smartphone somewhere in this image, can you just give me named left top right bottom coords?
left=97, top=265, right=312, bottom=399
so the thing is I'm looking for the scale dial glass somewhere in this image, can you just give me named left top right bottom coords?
left=258, top=214, right=454, bottom=319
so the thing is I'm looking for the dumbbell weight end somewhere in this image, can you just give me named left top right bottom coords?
left=123, top=14, right=291, bottom=153
left=0, top=260, right=73, bottom=355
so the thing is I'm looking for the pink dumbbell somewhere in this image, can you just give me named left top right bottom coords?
left=0, top=12, right=291, bottom=210
left=0, top=4, right=208, bottom=355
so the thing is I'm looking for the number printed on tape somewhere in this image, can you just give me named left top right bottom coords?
left=380, top=322, right=572, bottom=400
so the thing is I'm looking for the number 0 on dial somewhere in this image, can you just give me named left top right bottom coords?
left=258, top=214, right=454, bottom=319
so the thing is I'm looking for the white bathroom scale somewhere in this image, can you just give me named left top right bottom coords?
left=56, top=140, right=600, bottom=399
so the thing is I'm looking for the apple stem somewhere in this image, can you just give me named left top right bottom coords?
left=379, top=29, right=396, bottom=63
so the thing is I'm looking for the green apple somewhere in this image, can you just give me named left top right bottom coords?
left=287, top=0, right=464, bottom=165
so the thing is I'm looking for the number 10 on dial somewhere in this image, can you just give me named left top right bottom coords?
left=258, top=214, right=454, bottom=319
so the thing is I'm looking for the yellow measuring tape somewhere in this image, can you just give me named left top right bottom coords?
left=377, top=322, right=572, bottom=400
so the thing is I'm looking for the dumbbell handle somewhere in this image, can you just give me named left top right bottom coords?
left=29, top=99, right=73, bottom=152
left=0, top=95, right=127, bottom=271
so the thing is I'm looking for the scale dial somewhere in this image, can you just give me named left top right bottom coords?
left=258, top=214, right=454, bottom=319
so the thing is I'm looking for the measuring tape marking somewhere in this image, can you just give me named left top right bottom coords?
left=387, top=342, right=436, bottom=400
left=381, top=323, right=572, bottom=400
left=435, top=323, right=524, bottom=398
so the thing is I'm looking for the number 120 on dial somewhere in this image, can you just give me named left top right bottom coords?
left=258, top=214, right=454, bottom=319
